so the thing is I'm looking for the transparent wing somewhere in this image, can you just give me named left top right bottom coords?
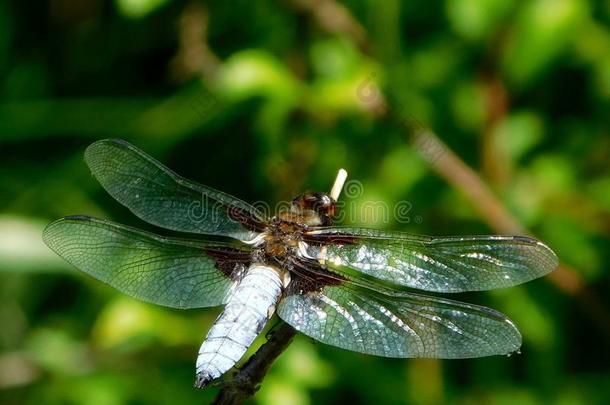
left=303, top=228, right=558, bottom=292
left=43, top=216, right=251, bottom=309
left=277, top=284, right=521, bottom=358
left=84, top=139, right=265, bottom=241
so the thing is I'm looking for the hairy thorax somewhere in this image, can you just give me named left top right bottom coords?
left=262, top=214, right=308, bottom=260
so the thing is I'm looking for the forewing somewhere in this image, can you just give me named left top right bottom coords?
left=303, top=228, right=558, bottom=292
left=43, top=216, right=251, bottom=309
left=277, top=284, right=521, bottom=358
left=85, top=139, right=265, bottom=241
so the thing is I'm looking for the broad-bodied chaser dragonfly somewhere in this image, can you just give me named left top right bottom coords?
left=43, top=139, right=558, bottom=388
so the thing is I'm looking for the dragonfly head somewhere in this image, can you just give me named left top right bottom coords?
left=291, top=192, right=337, bottom=226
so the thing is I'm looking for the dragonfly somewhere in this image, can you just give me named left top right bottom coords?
left=43, top=139, right=558, bottom=388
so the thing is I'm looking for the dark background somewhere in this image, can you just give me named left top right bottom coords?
left=1, top=0, right=609, bottom=404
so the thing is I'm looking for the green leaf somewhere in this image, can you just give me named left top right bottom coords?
left=115, top=0, right=171, bottom=19
left=446, top=0, right=515, bottom=41
left=502, top=0, right=589, bottom=87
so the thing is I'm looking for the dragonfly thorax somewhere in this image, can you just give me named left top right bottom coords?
left=259, top=193, right=336, bottom=267
left=260, top=217, right=307, bottom=261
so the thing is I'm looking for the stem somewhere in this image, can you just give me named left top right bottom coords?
left=212, top=323, right=297, bottom=405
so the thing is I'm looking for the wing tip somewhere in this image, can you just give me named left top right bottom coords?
left=42, top=218, right=66, bottom=251
left=42, top=215, right=96, bottom=246
left=530, top=238, right=559, bottom=275
left=86, top=138, right=128, bottom=149
left=462, top=315, right=522, bottom=358
left=85, top=138, right=134, bottom=164
left=511, top=235, right=559, bottom=275
left=84, top=139, right=107, bottom=167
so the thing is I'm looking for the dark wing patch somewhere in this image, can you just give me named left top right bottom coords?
left=203, top=246, right=251, bottom=280
left=285, top=257, right=346, bottom=295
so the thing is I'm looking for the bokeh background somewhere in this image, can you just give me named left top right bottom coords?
left=1, top=0, right=610, bottom=404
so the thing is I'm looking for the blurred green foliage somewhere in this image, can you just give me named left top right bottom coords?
left=1, top=0, right=610, bottom=404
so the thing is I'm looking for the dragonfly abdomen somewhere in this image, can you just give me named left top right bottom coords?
left=195, top=264, right=283, bottom=388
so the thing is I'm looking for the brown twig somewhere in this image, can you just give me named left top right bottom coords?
left=211, top=323, right=297, bottom=405
left=286, top=0, right=370, bottom=53
left=170, top=1, right=220, bottom=85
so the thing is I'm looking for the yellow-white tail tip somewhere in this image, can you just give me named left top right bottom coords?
left=330, top=168, right=348, bottom=201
